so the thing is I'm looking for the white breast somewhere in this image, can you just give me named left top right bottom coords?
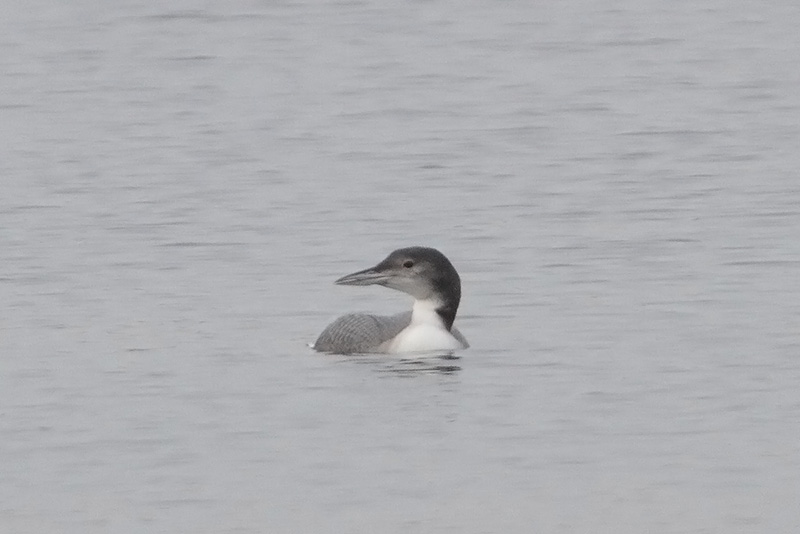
left=380, top=298, right=467, bottom=354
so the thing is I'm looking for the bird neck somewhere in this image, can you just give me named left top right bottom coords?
left=411, top=296, right=457, bottom=331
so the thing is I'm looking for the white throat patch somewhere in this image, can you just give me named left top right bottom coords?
left=380, top=298, right=464, bottom=354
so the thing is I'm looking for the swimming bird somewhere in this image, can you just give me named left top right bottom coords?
left=313, top=246, right=469, bottom=354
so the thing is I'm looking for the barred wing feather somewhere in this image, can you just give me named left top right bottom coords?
left=314, top=312, right=413, bottom=354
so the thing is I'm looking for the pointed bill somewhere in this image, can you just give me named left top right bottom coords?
left=335, top=267, right=390, bottom=286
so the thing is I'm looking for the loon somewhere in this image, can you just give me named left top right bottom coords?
left=313, top=246, right=469, bottom=354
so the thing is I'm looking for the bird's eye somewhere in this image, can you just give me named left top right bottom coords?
left=403, top=260, right=414, bottom=268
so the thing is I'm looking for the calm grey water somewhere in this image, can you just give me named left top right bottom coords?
left=2, top=1, right=800, bottom=533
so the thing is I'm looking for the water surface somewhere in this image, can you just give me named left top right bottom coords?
left=2, top=1, right=799, bottom=533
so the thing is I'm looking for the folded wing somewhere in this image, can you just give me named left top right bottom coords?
left=313, top=312, right=413, bottom=354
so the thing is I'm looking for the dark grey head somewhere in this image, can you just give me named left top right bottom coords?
left=335, top=246, right=462, bottom=330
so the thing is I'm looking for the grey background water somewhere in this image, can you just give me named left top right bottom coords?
left=2, top=1, right=799, bottom=533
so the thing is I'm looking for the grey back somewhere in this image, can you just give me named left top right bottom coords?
left=313, top=312, right=413, bottom=354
